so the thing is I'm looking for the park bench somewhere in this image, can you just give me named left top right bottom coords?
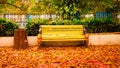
left=37, top=25, right=88, bottom=46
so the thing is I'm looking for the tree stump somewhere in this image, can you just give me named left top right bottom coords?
left=14, top=29, right=28, bottom=49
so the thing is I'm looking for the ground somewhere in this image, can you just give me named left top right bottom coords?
left=0, top=45, right=120, bottom=68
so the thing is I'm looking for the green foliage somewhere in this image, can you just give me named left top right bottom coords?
left=26, top=19, right=49, bottom=36
left=7, top=0, right=15, bottom=3
left=26, top=17, right=120, bottom=36
left=87, top=18, right=120, bottom=33
left=48, top=20, right=72, bottom=25
left=0, top=18, right=19, bottom=36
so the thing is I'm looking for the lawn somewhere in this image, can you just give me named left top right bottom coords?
left=0, top=45, right=120, bottom=68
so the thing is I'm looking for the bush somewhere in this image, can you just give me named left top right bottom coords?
left=48, top=20, right=73, bottom=25
left=0, top=18, right=19, bottom=36
left=87, top=18, right=120, bottom=33
left=26, top=19, right=49, bottom=36
left=26, top=18, right=120, bottom=36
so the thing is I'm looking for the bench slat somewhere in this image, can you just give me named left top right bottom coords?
left=42, top=35, right=85, bottom=39
left=42, top=39, right=86, bottom=41
left=38, top=25, right=87, bottom=45
left=41, top=25, right=84, bottom=40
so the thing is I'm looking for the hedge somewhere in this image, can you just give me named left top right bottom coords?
left=87, top=18, right=120, bottom=33
left=26, top=18, right=120, bottom=36
left=1, top=17, right=120, bottom=36
left=0, top=18, right=19, bottom=36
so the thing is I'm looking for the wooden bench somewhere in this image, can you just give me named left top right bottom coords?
left=37, top=25, right=88, bottom=46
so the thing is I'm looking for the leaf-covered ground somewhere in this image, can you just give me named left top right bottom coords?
left=0, top=45, right=120, bottom=68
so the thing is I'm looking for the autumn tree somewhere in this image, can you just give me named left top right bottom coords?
left=0, top=0, right=34, bottom=14
left=0, top=0, right=120, bottom=20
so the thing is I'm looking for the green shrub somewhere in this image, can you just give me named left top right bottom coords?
left=26, top=23, right=39, bottom=36
left=87, top=18, right=120, bottom=33
left=48, top=19, right=87, bottom=25
left=0, top=18, right=19, bottom=36
left=26, top=19, right=49, bottom=36
left=26, top=18, right=120, bottom=36
left=48, top=20, right=73, bottom=25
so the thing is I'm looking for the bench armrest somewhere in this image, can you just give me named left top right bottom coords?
left=84, top=28, right=87, bottom=34
left=39, top=26, right=42, bottom=34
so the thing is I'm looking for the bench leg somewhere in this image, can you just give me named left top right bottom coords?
left=37, top=39, right=41, bottom=46
left=37, top=34, right=42, bottom=46
left=85, top=34, right=89, bottom=46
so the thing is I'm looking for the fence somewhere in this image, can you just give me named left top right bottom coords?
left=95, top=12, right=111, bottom=18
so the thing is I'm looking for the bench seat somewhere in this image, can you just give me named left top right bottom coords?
left=37, top=25, right=88, bottom=46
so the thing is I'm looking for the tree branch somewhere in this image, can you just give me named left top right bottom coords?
left=6, top=2, right=23, bottom=11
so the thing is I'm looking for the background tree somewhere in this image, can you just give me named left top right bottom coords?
left=0, top=0, right=120, bottom=21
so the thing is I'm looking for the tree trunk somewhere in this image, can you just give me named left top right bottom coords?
left=14, top=29, right=28, bottom=49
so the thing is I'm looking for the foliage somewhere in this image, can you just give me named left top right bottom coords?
left=0, top=0, right=120, bottom=36
left=0, top=18, right=19, bottom=36
left=1, top=17, right=119, bottom=36
left=26, top=19, right=49, bottom=36
left=47, top=20, right=72, bottom=25
left=0, top=0, right=120, bottom=17
left=31, top=0, right=120, bottom=20
left=0, top=0, right=35, bottom=14
left=87, top=18, right=120, bottom=33
left=26, top=17, right=120, bottom=36
left=0, top=45, right=119, bottom=67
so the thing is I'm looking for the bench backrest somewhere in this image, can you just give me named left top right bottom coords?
left=40, top=25, right=85, bottom=40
